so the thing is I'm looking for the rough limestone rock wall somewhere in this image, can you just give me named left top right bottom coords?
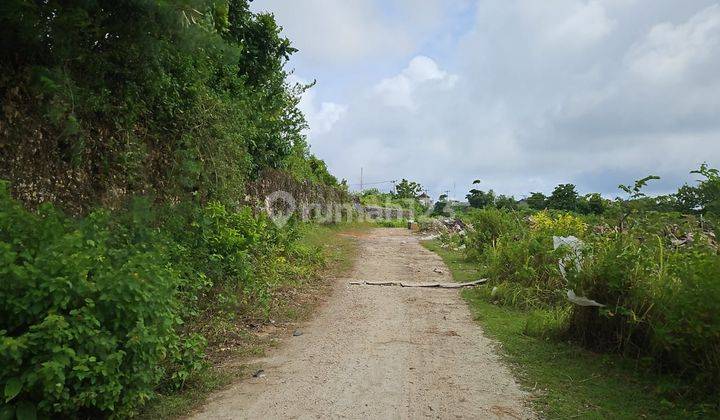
left=246, top=169, right=353, bottom=221
left=246, top=170, right=413, bottom=222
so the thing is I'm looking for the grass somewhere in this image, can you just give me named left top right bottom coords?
left=138, top=366, right=246, bottom=419
left=140, top=222, right=363, bottom=419
left=298, top=222, right=368, bottom=275
left=421, top=239, right=714, bottom=419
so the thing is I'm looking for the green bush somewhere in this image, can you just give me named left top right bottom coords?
left=374, top=219, right=409, bottom=228
left=566, top=233, right=720, bottom=392
left=655, top=250, right=720, bottom=388
left=0, top=183, right=201, bottom=417
left=0, top=182, right=328, bottom=417
left=565, top=234, right=658, bottom=354
left=465, top=208, right=519, bottom=255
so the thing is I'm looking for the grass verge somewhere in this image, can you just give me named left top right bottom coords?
left=140, top=223, right=364, bottom=419
left=422, top=239, right=714, bottom=419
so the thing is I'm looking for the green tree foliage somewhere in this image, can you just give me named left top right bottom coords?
left=432, top=194, right=450, bottom=216
left=547, top=184, right=579, bottom=211
left=616, top=175, right=660, bottom=230
left=466, top=186, right=517, bottom=210
left=674, top=184, right=701, bottom=213
left=495, top=194, right=518, bottom=210
left=576, top=193, right=607, bottom=215
left=394, top=179, right=423, bottom=199
left=690, top=164, right=720, bottom=216
left=466, top=188, right=495, bottom=208
left=359, top=185, right=426, bottom=215
left=0, top=0, right=335, bottom=212
left=618, top=175, right=660, bottom=200
left=526, top=192, right=547, bottom=210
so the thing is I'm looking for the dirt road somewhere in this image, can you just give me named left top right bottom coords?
left=190, top=228, right=533, bottom=419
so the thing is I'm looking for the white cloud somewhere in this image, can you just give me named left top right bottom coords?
left=310, top=102, right=347, bottom=135
left=252, top=0, right=472, bottom=68
left=543, top=1, right=616, bottom=48
left=626, top=4, right=720, bottom=84
left=252, top=0, right=411, bottom=65
left=290, top=75, right=347, bottom=136
left=372, top=56, right=457, bottom=110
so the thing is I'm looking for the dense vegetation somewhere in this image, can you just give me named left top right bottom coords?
left=0, top=1, right=345, bottom=417
left=0, top=0, right=338, bottom=213
left=0, top=185, right=330, bottom=418
left=440, top=168, right=720, bottom=411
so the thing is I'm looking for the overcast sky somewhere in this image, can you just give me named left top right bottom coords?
left=252, top=0, right=720, bottom=200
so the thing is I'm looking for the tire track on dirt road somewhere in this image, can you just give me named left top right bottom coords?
left=189, top=228, right=533, bottom=419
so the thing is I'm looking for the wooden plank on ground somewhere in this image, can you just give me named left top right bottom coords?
left=350, top=279, right=487, bottom=289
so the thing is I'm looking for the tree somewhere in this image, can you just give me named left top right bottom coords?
left=691, top=164, right=720, bottom=216
left=495, top=194, right=518, bottom=210
left=432, top=194, right=450, bottom=216
left=0, top=0, right=323, bottom=211
left=576, top=193, right=606, bottom=215
left=395, top=179, right=423, bottom=199
left=547, top=184, right=579, bottom=211
left=526, top=192, right=547, bottom=210
left=674, top=184, right=701, bottom=213
left=586, top=193, right=606, bottom=215
left=466, top=189, right=495, bottom=208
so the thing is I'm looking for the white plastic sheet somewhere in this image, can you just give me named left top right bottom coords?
left=553, top=236, right=605, bottom=308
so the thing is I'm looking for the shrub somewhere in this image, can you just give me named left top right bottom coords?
left=565, top=234, right=657, bottom=354
left=566, top=232, right=720, bottom=394
left=654, top=250, right=720, bottom=389
left=0, top=183, right=199, bottom=417
left=465, top=208, right=520, bottom=255
left=465, top=209, right=568, bottom=307
left=0, top=179, right=335, bottom=417
left=480, top=233, right=567, bottom=306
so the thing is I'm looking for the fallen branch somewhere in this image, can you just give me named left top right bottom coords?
left=349, top=279, right=487, bottom=289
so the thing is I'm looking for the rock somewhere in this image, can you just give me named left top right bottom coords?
left=433, top=268, right=444, bottom=274
left=252, top=369, right=265, bottom=378
left=293, top=329, right=303, bottom=337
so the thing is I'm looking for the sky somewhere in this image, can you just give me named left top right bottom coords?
left=251, top=0, right=720, bottom=200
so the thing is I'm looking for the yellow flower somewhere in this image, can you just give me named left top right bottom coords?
left=530, top=211, right=587, bottom=236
